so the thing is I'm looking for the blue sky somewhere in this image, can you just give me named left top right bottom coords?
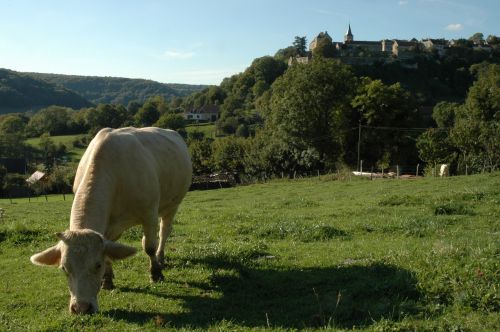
left=0, top=0, right=498, bottom=85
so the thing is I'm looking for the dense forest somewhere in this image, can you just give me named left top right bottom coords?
left=0, top=69, right=207, bottom=113
left=0, top=69, right=92, bottom=114
left=29, top=73, right=207, bottom=105
left=1, top=32, right=499, bottom=196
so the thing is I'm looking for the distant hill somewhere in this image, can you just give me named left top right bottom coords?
left=29, top=72, right=207, bottom=105
left=0, top=68, right=93, bottom=114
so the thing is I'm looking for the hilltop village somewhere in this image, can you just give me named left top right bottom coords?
left=289, top=24, right=494, bottom=66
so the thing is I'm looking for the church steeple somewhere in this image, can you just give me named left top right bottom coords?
left=344, top=23, right=353, bottom=43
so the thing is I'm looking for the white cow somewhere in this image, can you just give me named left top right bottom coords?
left=439, top=164, right=449, bottom=177
left=30, top=127, right=192, bottom=314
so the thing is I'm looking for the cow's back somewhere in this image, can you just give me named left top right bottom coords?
left=72, top=127, right=191, bottom=233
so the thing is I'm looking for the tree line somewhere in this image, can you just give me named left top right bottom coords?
left=1, top=33, right=499, bottom=196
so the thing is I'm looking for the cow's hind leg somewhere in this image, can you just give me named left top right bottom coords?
left=101, top=261, right=114, bottom=290
left=142, top=211, right=164, bottom=282
left=156, top=206, right=178, bottom=268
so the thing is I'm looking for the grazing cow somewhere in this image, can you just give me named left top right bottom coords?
left=439, top=164, right=449, bottom=177
left=30, top=127, right=192, bottom=314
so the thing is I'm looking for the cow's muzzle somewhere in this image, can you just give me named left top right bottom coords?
left=70, top=301, right=96, bottom=315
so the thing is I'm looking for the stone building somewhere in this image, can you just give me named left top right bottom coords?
left=302, top=24, right=451, bottom=65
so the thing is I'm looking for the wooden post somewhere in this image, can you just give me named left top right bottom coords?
left=416, top=164, right=420, bottom=177
left=360, top=160, right=363, bottom=173
left=370, top=166, right=374, bottom=180
left=397, top=165, right=400, bottom=179
left=357, top=122, right=361, bottom=171
left=317, top=170, right=320, bottom=180
left=465, top=164, right=468, bottom=176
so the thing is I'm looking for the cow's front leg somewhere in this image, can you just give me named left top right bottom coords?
left=101, top=261, right=114, bottom=290
left=142, top=218, right=164, bottom=282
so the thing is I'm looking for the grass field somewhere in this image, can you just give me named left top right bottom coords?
left=0, top=173, right=498, bottom=331
left=185, top=123, right=216, bottom=138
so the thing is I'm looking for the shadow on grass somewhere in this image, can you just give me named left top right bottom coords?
left=106, top=258, right=421, bottom=329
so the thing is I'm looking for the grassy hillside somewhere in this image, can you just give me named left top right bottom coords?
left=30, top=73, right=207, bottom=105
left=0, top=173, right=498, bottom=331
left=0, top=69, right=93, bottom=114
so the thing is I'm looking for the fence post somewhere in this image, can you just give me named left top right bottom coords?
left=370, top=166, right=374, bottom=180
left=360, top=160, right=363, bottom=173
left=416, top=164, right=420, bottom=177
left=397, top=165, right=400, bottom=179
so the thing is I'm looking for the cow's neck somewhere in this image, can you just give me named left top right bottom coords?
left=70, top=167, right=114, bottom=235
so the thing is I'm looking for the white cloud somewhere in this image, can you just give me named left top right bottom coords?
left=445, top=23, right=463, bottom=31
left=164, top=50, right=195, bottom=60
left=398, top=0, right=409, bottom=5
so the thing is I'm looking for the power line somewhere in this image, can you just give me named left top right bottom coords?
left=360, top=125, right=449, bottom=132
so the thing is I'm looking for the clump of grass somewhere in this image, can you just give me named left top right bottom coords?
left=378, top=194, right=425, bottom=207
left=458, top=189, right=486, bottom=201
left=251, top=221, right=347, bottom=242
left=182, top=241, right=270, bottom=268
left=434, top=201, right=474, bottom=216
left=0, top=222, right=46, bottom=245
left=274, top=197, right=320, bottom=208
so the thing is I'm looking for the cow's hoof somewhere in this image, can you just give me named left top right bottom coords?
left=151, top=273, right=165, bottom=283
left=101, top=279, right=115, bottom=290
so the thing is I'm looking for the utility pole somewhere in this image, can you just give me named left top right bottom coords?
left=357, top=122, right=361, bottom=171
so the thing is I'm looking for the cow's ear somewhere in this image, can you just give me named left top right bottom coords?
left=104, top=241, right=137, bottom=260
left=30, top=245, right=61, bottom=266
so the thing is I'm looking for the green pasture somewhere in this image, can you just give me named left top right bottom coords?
left=185, top=123, right=216, bottom=137
left=0, top=173, right=498, bottom=331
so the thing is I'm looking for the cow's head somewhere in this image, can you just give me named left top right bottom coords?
left=30, top=229, right=136, bottom=314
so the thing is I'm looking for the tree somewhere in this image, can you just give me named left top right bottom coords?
left=351, top=78, right=419, bottom=165
left=311, top=37, right=336, bottom=58
left=267, top=57, right=355, bottom=166
left=26, top=106, right=74, bottom=136
left=188, top=138, right=214, bottom=174
left=466, top=63, right=500, bottom=121
left=486, top=35, right=500, bottom=46
left=0, top=115, right=29, bottom=159
left=293, top=36, right=307, bottom=57
left=38, top=133, right=67, bottom=171
left=416, top=128, right=455, bottom=166
left=135, top=102, right=160, bottom=127
left=432, top=102, right=459, bottom=128
left=469, top=32, right=485, bottom=45
left=212, top=137, right=248, bottom=174
left=0, top=115, right=26, bottom=134
left=86, top=104, right=129, bottom=130
left=274, top=46, right=298, bottom=62
left=127, top=100, right=142, bottom=116
left=154, top=113, right=185, bottom=131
